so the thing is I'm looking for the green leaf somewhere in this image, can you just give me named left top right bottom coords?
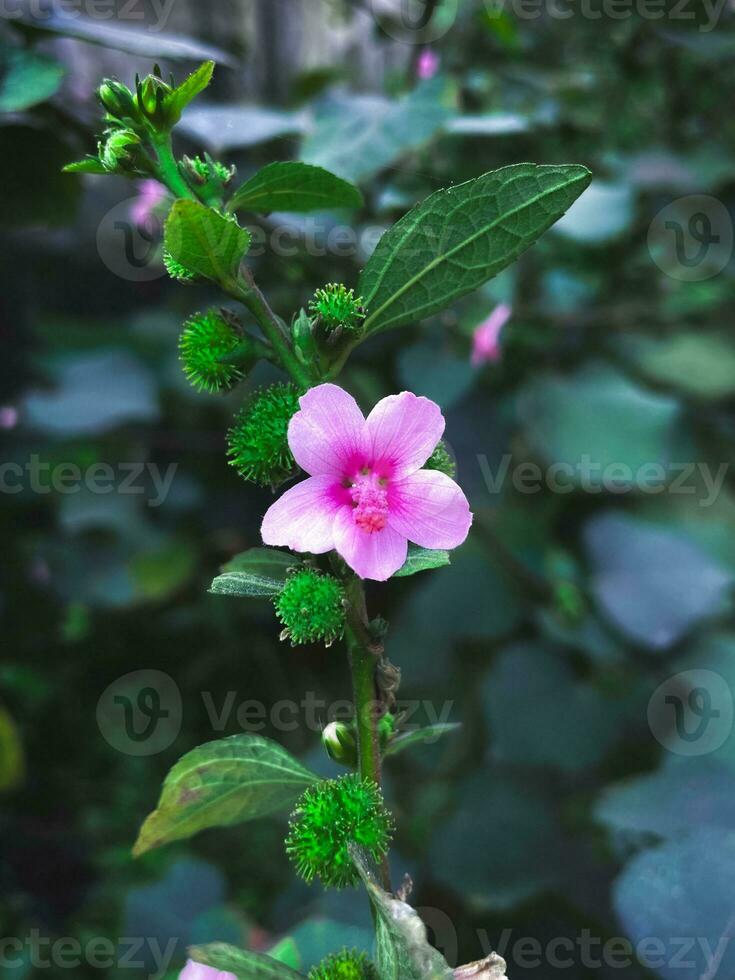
left=133, top=734, right=318, bottom=856
left=393, top=545, right=450, bottom=578
left=359, top=163, right=591, bottom=336
left=384, top=723, right=461, bottom=758
left=189, top=942, right=304, bottom=980
left=209, top=547, right=298, bottom=598
left=350, top=847, right=453, bottom=980
left=0, top=49, right=65, bottom=112
left=164, top=200, right=251, bottom=282
left=165, top=61, right=215, bottom=123
left=227, top=161, right=363, bottom=214
left=63, top=158, right=108, bottom=175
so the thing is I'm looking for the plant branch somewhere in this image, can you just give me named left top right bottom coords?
left=343, top=574, right=392, bottom=892
left=151, top=134, right=197, bottom=201
left=228, top=270, right=313, bottom=389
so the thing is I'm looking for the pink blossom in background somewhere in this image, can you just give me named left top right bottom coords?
left=0, top=406, right=18, bottom=429
left=179, top=960, right=236, bottom=980
left=417, top=48, right=440, bottom=80
left=130, top=179, right=167, bottom=229
left=471, top=303, right=512, bottom=366
left=261, top=384, right=472, bottom=581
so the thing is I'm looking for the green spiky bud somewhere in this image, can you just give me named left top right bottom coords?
left=163, top=247, right=198, bottom=284
left=179, top=309, right=253, bottom=393
left=286, top=775, right=393, bottom=889
left=309, top=284, right=365, bottom=333
left=275, top=568, right=346, bottom=646
left=227, top=382, right=302, bottom=487
left=308, top=949, right=378, bottom=980
left=321, top=721, right=358, bottom=768
left=424, top=439, right=456, bottom=478
left=182, top=154, right=236, bottom=186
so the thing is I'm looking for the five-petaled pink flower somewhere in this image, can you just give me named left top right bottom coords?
left=261, top=384, right=472, bottom=581
left=179, top=960, right=236, bottom=980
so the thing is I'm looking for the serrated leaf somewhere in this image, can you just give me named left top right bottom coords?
left=133, top=734, right=318, bottom=856
left=165, top=61, right=215, bottom=123
left=190, top=943, right=304, bottom=980
left=350, top=847, right=452, bottom=980
left=359, top=163, right=591, bottom=336
left=164, top=200, right=250, bottom=283
left=210, top=547, right=298, bottom=598
left=63, top=158, right=107, bottom=175
left=228, top=161, right=363, bottom=214
left=384, top=723, right=461, bottom=758
left=393, top=545, right=450, bottom=578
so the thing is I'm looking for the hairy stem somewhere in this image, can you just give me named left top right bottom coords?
left=229, top=271, right=313, bottom=389
left=151, top=134, right=197, bottom=201
left=344, top=575, right=392, bottom=891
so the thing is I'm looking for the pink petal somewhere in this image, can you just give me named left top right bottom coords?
left=333, top=508, right=408, bottom=581
left=261, top=476, right=346, bottom=554
left=365, top=391, right=445, bottom=479
left=288, top=383, right=367, bottom=477
left=471, top=303, right=512, bottom=366
left=388, top=469, right=472, bottom=550
left=179, top=962, right=236, bottom=980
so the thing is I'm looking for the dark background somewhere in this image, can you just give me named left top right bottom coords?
left=2, top=1, right=735, bottom=977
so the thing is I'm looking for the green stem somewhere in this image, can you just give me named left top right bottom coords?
left=229, top=272, right=313, bottom=389
left=343, top=575, right=392, bottom=891
left=151, top=134, right=197, bottom=201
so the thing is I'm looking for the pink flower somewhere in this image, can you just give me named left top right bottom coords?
left=130, top=179, right=167, bottom=229
left=417, top=48, right=440, bottom=80
left=471, top=303, right=512, bottom=366
left=179, top=960, right=236, bottom=980
left=261, top=384, right=472, bottom=581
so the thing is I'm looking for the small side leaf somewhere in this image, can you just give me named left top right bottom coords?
left=210, top=547, right=298, bottom=598
left=165, top=60, right=215, bottom=122
left=227, top=161, right=363, bottom=214
left=350, top=847, right=453, bottom=980
left=164, top=200, right=251, bottom=282
left=133, top=734, right=318, bottom=856
left=394, top=545, right=450, bottom=578
left=385, top=723, right=461, bottom=758
left=63, top=158, right=107, bottom=175
left=359, top=163, right=591, bottom=336
left=189, top=942, right=304, bottom=980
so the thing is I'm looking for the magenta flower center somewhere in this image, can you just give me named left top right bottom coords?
left=348, top=470, right=389, bottom=533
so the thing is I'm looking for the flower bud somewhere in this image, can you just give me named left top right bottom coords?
left=275, top=568, right=345, bottom=647
left=97, top=79, right=137, bottom=121
left=226, top=382, right=301, bottom=488
left=321, top=721, right=357, bottom=767
left=424, top=439, right=457, bottom=478
left=308, top=949, right=378, bottom=980
left=179, top=309, right=252, bottom=393
left=292, top=308, right=318, bottom=367
left=99, top=129, right=144, bottom=174
left=135, top=68, right=174, bottom=127
left=309, top=283, right=365, bottom=335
